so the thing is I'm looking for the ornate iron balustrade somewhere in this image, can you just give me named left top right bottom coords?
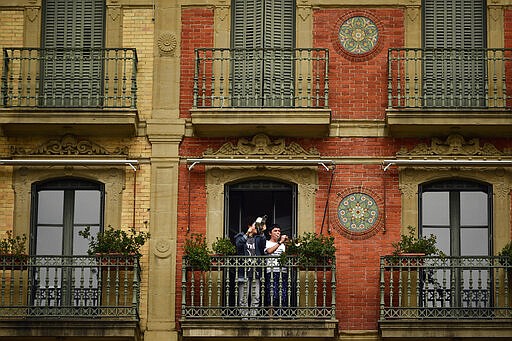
left=193, top=48, right=329, bottom=108
left=0, top=255, right=140, bottom=320
left=380, top=255, right=512, bottom=320
left=181, top=255, right=336, bottom=320
left=388, top=48, right=512, bottom=109
left=1, top=48, right=138, bottom=108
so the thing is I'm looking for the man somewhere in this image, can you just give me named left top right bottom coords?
left=234, top=217, right=266, bottom=318
left=264, top=224, right=289, bottom=313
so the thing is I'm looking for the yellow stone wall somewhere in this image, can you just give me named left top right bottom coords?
left=0, top=10, right=23, bottom=233
left=123, top=8, right=154, bottom=121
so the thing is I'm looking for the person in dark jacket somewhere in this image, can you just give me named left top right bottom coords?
left=234, top=216, right=266, bottom=318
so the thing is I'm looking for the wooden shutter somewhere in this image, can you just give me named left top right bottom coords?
left=41, top=0, right=105, bottom=107
left=262, top=0, right=294, bottom=106
left=232, top=0, right=295, bottom=107
left=423, top=0, right=486, bottom=107
left=232, top=0, right=264, bottom=107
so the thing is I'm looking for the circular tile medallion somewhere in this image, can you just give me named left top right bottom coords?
left=338, top=16, right=379, bottom=55
left=337, top=192, right=379, bottom=233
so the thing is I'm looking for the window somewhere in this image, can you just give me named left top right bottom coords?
left=423, top=0, right=486, bottom=107
left=231, top=0, right=295, bottom=107
left=420, top=179, right=492, bottom=310
left=225, top=179, right=296, bottom=240
left=420, top=179, right=491, bottom=257
left=31, top=178, right=104, bottom=309
left=41, top=0, right=105, bottom=107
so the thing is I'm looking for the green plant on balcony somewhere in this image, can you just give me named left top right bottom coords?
left=211, top=237, right=236, bottom=256
left=0, top=230, right=28, bottom=269
left=0, top=230, right=27, bottom=256
left=392, top=226, right=443, bottom=257
left=284, top=232, right=335, bottom=267
left=498, top=241, right=512, bottom=266
left=184, top=233, right=211, bottom=271
left=79, top=226, right=150, bottom=258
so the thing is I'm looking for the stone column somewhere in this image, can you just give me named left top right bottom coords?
left=145, top=0, right=184, bottom=340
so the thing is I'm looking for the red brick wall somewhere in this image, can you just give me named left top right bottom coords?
left=180, top=7, right=214, bottom=118
left=176, top=5, right=512, bottom=333
left=505, top=10, right=512, bottom=49
left=313, top=9, right=404, bottom=120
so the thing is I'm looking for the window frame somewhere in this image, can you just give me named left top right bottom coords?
left=30, top=177, right=105, bottom=257
left=418, top=179, right=493, bottom=257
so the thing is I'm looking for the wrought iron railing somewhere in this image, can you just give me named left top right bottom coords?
left=181, top=255, right=336, bottom=320
left=1, top=48, right=138, bottom=108
left=388, top=48, right=512, bottom=109
left=0, top=255, right=140, bottom=319
left=193, top=48, right=329, bottom=108
left=380, top=255, right=512, bottom=320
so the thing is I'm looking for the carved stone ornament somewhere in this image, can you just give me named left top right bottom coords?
left=215, top=5, right=229, bottom=22
left=26, top=7, right=40, bottom=22
left=406, top=6, right=420, bottom=23
left=397, top=134, right=504, bottom=157
left=298, top=6, right=311, bottom=22
left=10, top=134, right=128, bottom=156
left=108, top=6, right=121, bottom=22
left=157, top=32, right=177, bottom=55
left=489, top=7, right=500, bottom=22
left=153, top=238, right=173, bottom=258
left=204, top=134, right=319, bottom=157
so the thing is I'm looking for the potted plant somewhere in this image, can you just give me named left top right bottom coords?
left=390, top=226, right=443, bottom=311
left=184, top=233, right=211, bottom=271
left=497, top=241, right=512, bottom=306
left=211, top=237, right=236, bottom=256
left=286, top=232, right=335, bottom=267
left=0, top=230, right=28, bottom=269
left=391, top=226, right=443, bottom=258
left=498, top=241, right=512, bottom=266
left=79, top=226, right=150, bottom=265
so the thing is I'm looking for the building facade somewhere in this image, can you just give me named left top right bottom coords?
left=0, top=0, right=511, bottom=341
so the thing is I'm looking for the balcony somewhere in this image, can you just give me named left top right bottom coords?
left=386, top=48, right=512, bottom=137
left=180, top=255, right=337, bottom=338
left=0, top=48, right=139, bottom=137
left=379, top=255, right=512, bottom=339
left=190, top=48, right=331, bottom=137
left=0, top=255, right=141, bottom=341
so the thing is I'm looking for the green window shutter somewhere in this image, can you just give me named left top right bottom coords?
left=232, top=0, right=295, bottom=107
left=232, top=0, right=264, bottom=107
left=423, top=0, right=486, bottom=107
left=41, top=0, right=105, bottom=107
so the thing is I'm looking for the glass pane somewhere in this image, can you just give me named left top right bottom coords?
left=36, top=226, right=63, bottom=255
left=460, top=191, right=487, bottom=226
left=422, top=192, right=449, bottom=226
left=74, top=190, right=100, bottom=224
left=37, top=191, right=64, bottom=224
left=461, top=228, right=488, bottom=256
left=423, top=227, right=451, bottom=256
left=74, top=225, right=99, bottom=256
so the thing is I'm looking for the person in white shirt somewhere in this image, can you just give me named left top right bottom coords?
left=264, top=224, right=288, bottom=311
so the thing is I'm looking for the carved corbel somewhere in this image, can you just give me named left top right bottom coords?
left=297, top=0, right=312, bottom=22
left=489, top=6, right=501, bottom=23
left=25, top=6, right=40, bottom=23
left=108, top=5, right=121, bottom=22
left=405, top=6, right=420, bottom=23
